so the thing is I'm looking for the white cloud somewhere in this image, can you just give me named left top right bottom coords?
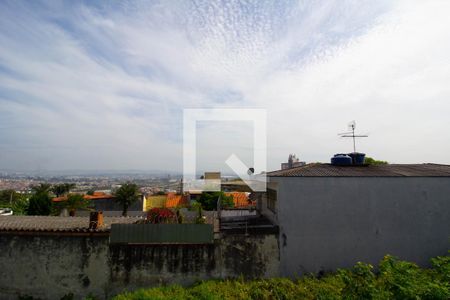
left=0, top=0, right=449, bottom=173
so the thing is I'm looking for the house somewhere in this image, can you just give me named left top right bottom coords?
left=225, top=192, right=253, bottom=208
left=144, top=191, right=252, bottom=210
left=53, top=192, right=145, bottom=214
left=263, top=163, right=450, bottom=277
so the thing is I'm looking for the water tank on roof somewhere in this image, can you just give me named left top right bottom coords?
left=348, top=152, right=366, bottom=165
left=331, top=154, right=352, bottom=166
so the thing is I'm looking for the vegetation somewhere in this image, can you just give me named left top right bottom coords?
left=0, top=189, right=29, bottom=215
left=0, top=182, right=79, bottom=216
left=27, top=192, right=52, bottom=215
left=197, top=191, right=234, bottom=211
left=31, top=183, right=52, bottom=194
left=191, top=201, right=206, bottom=224
left=365, top=157, right=388, bottom=165
left=10, top=196, right=29, bottom=215
left=114, top=183, right=140, bottom=216
left=0, top=189, right=21, bottom=203
left=146, top=208, right=177, bottom=223
left=113, top=253, right=449, bottom=300
left=51, top=183, right=76, bottom=197
left=62, top=194, right=91, bottom=216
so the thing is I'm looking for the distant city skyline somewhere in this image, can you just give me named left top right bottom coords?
left=1, top=0, right=449, bottom=173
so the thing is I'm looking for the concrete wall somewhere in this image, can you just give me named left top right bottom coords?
left=0, top=232, right=279, bottom=299
left=258, top=182, right=278, bottom=225
left=269, top=177, right=450, bottom=277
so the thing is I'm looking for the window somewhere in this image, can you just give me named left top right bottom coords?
left=267, top=188, right=277, bottom=213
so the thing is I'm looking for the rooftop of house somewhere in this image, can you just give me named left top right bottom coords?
left=145, top=192, right=252, bottom=209
left=0, top=216, right=139, bottom=233
left=267, top=163, right=450, bottom=177
left=225, top=192, right=253, bottom=207
left=165, top=192, right=189, bottom=208
left=53, top=191, right=115, bottom=202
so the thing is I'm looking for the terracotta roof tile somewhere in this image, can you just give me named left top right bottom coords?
left=225, top=192, right=253, bottom=207
left=53, top=193, right=115, bottom=202
left=165, top=193, right=188, bottom=208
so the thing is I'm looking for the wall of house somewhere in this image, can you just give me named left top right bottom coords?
left=269, top=176, right=450, bottom=277
left=257, top=181, right=278, bottom=225
left=0, top=232, right=279, bottom=299
left=92, top=198, right=144, bottom=212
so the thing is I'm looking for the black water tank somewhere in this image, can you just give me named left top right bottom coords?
left=348, top=152, right=366, bottom=165
left=331, top=154, right=352, bottom=166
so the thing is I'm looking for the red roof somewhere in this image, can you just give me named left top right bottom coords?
left=165, top=192, right=189, bottom=208
left=225, top=192, right=253, bottom=207
left=52, top=192, right=114, bottom=202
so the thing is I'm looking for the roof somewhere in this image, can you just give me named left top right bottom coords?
left=53, top=192, right=114, bottom=202
left=165, top=192, right=188, bottom=208
left=144, top=193, right=189, bottom=210
left=0, top=216, right=139, bottom=233
left=225, top=192, right=253, bottom=207
left=267, top=163, right=450, bottom=177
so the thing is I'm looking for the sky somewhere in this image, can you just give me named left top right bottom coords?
left=0, top=0, right=449, bottom=174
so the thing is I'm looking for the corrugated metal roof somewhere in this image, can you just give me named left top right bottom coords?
left=267, top=163, right=450, bottom=177
left=0, top=216, right=140, bottom=233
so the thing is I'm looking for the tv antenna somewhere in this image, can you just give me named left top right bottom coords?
left=338, top=120, right=368, bottom=153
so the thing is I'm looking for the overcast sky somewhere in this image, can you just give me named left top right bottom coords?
left=1, top=0, right=449, bottom=173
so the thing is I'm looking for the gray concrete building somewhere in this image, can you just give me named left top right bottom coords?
left=263, top=163, right=450, bottom=277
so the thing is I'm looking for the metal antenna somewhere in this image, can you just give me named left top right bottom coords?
left=338, top=120, right=368, bottom=152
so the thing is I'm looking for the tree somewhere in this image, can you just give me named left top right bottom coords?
left=51, top=184, right=67, bottom=197
left=365, top=157, right=388, bottom=165
left=10, top=196, right=29, bottom=215
left=31, top=183, right=52, bottom=194
left=51, top=183, right=76, bottom=197
left=27, top=192, right=52, bottom=215
left=197, top=191, right=234, bottom=211
left=0, top=189, right=20, bottom=204
left=63, top=194, right=90, bottom=216
left=64, top=183, right=76, bottom=193
left=114, top=183, right=139, bottom=216
left=0, top=190, right=29, bottom=215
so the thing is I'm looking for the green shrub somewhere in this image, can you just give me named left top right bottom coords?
left=112, top=253, right=450, bottom=300
left=339, top=262, right=387, bottom=300
left=431, top=253, right=450, bottom=282
left=27, top=192, right=52, bottom=215
left=378, top=255, right=449, bottom=299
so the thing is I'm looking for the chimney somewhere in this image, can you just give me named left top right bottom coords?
left=89, top=211, right=104, bottom=230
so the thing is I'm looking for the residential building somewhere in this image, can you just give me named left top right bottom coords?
left=262, top=163, right=450, bottom=276
left=281, top=154, right=305, bottom=170
left=53, top=191, right=145, bottom=214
